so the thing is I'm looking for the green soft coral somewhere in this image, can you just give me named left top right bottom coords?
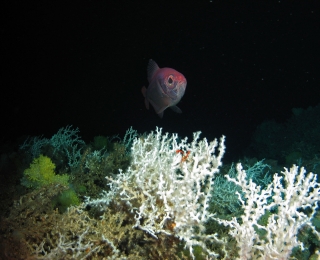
left=22, top=155, right=69, bottom=189
left=54, top=189, right=80, bottom=212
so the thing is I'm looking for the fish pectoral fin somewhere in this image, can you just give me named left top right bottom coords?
left=144, top=98, right=149, bottom=110
left=141, top=86, right=149, bottom=109
left=141, top=86, right=147, bottom=97
left=170, top=106, right=182, bottom=113
left=157, top=111, right=164, bottom=118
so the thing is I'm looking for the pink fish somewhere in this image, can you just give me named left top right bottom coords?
left=141, top=59, right=187, bottom=118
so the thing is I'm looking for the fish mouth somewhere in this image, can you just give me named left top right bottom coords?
left=168, top=89, right=178, bottom=100
left=160, top=80, right=186, bottom=100
left=169, top=81, right=187, bottom=100
left=160, top=80, right=177, bottom=99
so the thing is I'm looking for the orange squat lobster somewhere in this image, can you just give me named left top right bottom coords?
left=176, top=149, right=191, bottom=164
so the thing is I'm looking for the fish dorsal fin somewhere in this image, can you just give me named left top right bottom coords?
left=147, top=59, right=160, bottom=83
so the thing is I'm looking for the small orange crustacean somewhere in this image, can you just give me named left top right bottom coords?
left=175, top=149, right=191, bottom=164
left=176, top=149, right=184, bottom=155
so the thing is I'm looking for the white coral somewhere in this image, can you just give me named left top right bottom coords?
left=86, top=127, right=226, bottom=258
left=216, top=163, right=320, bottom=260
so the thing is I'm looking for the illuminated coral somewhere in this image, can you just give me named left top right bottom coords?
left=86, top=127, right=226, bottom=258
left=21, top=154, right=69, bottom=189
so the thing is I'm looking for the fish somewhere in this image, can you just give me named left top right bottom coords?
left=141, top=59, right=187, bottom=118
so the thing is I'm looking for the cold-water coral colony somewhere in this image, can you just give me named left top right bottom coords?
left=1, top=126, right=319, bottom=259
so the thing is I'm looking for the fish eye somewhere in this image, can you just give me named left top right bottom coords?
left=167, top=76, right=174, bottom=84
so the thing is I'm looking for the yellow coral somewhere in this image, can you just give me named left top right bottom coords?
left=23, top=155, right=69, bottom=188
